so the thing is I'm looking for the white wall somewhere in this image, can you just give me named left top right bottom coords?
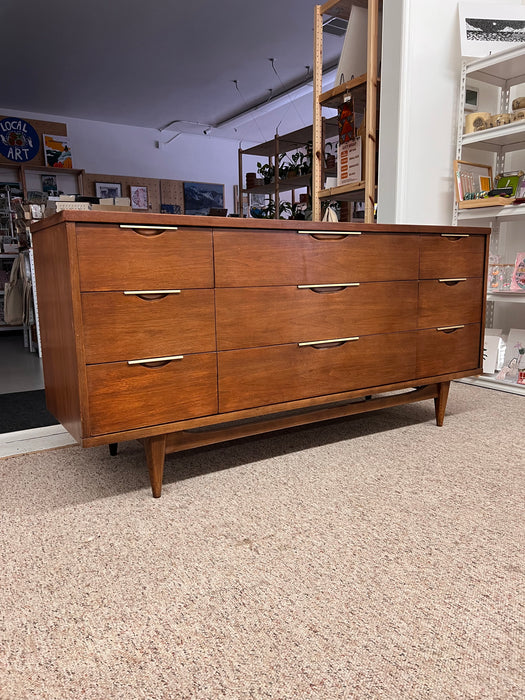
left=0, top=106, right=253, bottom=214
left=378, top=0, right=462, bottom=225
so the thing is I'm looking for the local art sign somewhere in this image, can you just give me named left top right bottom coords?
left=0, top=117, right=40, bottom=162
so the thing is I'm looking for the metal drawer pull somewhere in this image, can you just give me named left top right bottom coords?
left=297, top=230, right=362, bottom=236
left=299, top=336, right=359, bottom=347
left=128, top=355, right=183, bottom=365
left=297, top=283, right=360, bottom=289
left=437, top=325, right=464, bottom=332
left=438, top=278, right=467, bottom=283
left=124, top=289, right=181, bottom=295
left=119, top=225, right=178, bottom=230
left=440, top=233, right=469, bottom=238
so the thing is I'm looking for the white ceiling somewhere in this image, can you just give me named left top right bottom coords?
left=1, top=0, right=345, bottom=143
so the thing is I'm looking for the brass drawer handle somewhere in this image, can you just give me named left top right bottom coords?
left=298, top=336, right=359, bottom=347
left=123, top=289, right=181, bottom=295
left=119, top=225, right=179, bottom=230
left=440, top=233, right=469, bottom=238
left=297, top=230, right=362, bottom=236
left=297, top=283, right=360, bottom=290
left=128, top=354, right=183, bottom=365
left=438, top=278, right=467, bottom=284
left=436, top=325, right=464, bottom=332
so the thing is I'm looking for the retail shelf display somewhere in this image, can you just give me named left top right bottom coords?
left=454, top=44, right=525, bottom=396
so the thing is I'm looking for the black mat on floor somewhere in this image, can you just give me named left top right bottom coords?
left=0, top=390, right=59, bottom=434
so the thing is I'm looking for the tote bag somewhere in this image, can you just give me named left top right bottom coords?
left=3, top=254, right=24, bottom=326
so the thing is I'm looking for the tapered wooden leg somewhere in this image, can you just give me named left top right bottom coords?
left=144, top=434, right=167, bottom=498
left=108, top=443, right=118, bottom=456
left=434, top=381, right=450, bottom=426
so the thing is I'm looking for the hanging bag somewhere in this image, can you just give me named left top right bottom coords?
left=3, top=253, right=24, bottom=326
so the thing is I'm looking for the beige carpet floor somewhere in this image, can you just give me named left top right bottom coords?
left=0, top=383, right=523, bottom=699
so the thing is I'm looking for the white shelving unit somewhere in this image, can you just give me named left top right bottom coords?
left=454, top=45, right=525, bottom=396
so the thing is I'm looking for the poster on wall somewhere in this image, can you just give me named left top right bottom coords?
left=183, top=182, right=224, bottom=215
left=0, top=117, right=40, bottom=162
left=130, top=186, right=148, bottom=210
left=43, top=134, right=73, bottom=168
left=458, top=3, right=525, bottom=58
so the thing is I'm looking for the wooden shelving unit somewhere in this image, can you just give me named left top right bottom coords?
left=312, top=0, right=380, bottom=222
left=238, top=120, right=338, bottom=218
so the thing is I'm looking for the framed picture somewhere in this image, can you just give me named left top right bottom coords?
left=464, top=86, right=479, bottom=112
left=130, top=185, right=148, bottom=210
left=183, top=182, right=224, bottom=216
left=458, top=3, right=525, bottom=58
left=41, top=174, right=57, bottom=194
left=95, top=182, right=122, bottom=199
left=43, top=134, right=73, bottom=168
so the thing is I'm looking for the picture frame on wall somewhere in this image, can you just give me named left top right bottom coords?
left=458, top=3, right=525, bottom=58
left=95, top=182, right=122, bottom=199
left=130, top=185, right=148, bottom=210
left=43, top=134, right=73, bottom=168
left=41, top=174, right=58, bottom=194
left=183, top=181, right=224, bottom=216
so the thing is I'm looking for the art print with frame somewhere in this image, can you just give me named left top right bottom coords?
left=43, top=134, right=73, bottom=168
left=459, top=2, right=525, bottom=58
left=95, top=182, right=122, bottom=199
left=183, top=181, right=224, bottom=216
left=130, top=185, right=148, bottom=210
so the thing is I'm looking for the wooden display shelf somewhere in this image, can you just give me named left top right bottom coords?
left=245, top=173, right=313, bottom=196
left=318, top=181, right=366, bottom=201
left=319, top=74, right=368, bottom=112
left=458, top=196, right=515, bottom=209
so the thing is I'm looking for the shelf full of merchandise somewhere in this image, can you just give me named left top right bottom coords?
left=312, top=0, right=381, bottom=223
left=237, top=120, right=338, bottom=219
left=453, top=44, right=525, bottom=396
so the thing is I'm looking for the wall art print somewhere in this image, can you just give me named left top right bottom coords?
left=43, top=134, right=73, bottom=168
left=0, top=117, right=40, bottom=162
left=130, top=185, right=148, bottom=210
left=95, top=182, right=122, bottom=199
left=183, top=181, right=224, bottom=216
left=459, top=3, right=525, bottom=58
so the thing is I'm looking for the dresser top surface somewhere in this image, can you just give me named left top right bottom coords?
left=30, top=210, right=490, bottom=236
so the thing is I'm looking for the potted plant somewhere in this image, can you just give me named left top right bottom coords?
left=257, top=161, right=274, bottom=184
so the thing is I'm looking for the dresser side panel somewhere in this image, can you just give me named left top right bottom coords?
left=32, top=222, right=84, bottom=442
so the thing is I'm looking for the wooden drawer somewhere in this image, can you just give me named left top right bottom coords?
left=81, top=289, right=216, bottom=364
left=76, top=225, right=214, bottom=291
left=419, top=234, right=485, bottom=279
left=216, top=282, right=418, bottom=350
left=418, top=278, right=484, bottom=328
left=214, top=229, right=420, bottom=286
left=86, top=353, right=218, bottom=435
left=416, top=324, right=481, bottom=378
left=218, top=332, right=417, bottom=412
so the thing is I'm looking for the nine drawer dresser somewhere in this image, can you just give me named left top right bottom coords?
left=31, top=212, right=490, bottom=497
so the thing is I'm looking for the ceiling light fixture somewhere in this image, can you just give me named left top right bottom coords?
left=214, top=66, right=338, bottom=132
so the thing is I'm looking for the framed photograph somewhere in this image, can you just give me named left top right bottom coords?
left=183, top=182, right=224, bottom=216
left=130, top=185, right=148, bottom=210
left=95, top=182, right=122, bottom=199
left=459, top=3, right=525, bottom=58
left=43, top=134, right=73, bottom=168
left=464, top=86, right=479, bottom=112
left=453, top=160, right=492, bottom=202
left=41, top=174, right=57, bottom=194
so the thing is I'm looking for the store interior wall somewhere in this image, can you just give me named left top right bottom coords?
left=0, top=106, right=258, bottom=215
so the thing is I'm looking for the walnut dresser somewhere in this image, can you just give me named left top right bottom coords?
left=31, top=212, right=490, bottom=497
